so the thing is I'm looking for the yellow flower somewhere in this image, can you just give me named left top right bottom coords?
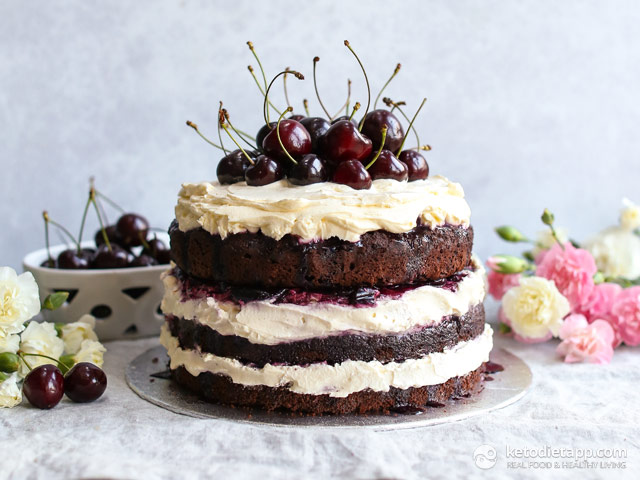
left=0, top=267, right=40, bottom=338
left=18, top=322, right=64, bottom=377
left=74, top=339, right=106, bottom=367
left=0, top=373, right=22, bottom=408
left=61, top=314, right=98, bottom=355
left=502, top=276, right=570, bottom=340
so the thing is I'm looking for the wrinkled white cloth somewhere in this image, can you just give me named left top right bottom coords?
left=1, top=304, right=639, bottom=480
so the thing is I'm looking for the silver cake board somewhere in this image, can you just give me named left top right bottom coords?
left=126, top=346, right=531, bottom=430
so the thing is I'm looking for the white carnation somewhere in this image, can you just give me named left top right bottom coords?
left=502, top=276, right=570, bottom=340
left=620, top=198, right=640, bottom=231
left=74, top=339, right=106, bottom=367
left=61, top=314, right=98, bottom=355
left=584, top=226, right=640, bottom=280
left=0, top=373, right=22, bottom=408
left=532, top=227, right=569, bottom=257
left=18, top=321, right=64, bottom=377
left=0, top=334, right=20, bottom=354
left=0, top=267, right=40, bottom=338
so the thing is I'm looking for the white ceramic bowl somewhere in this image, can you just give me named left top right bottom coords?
left=23, top=236, right=169, bottom=341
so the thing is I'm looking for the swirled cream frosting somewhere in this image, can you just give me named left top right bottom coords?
left=175, top=176, right=471, bottom=242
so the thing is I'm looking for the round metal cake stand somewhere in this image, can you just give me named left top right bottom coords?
left=126, top=346, right=531, bottom=430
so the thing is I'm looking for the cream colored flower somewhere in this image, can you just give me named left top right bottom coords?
left=502, top=276, right=570, bottom=340
left=620, top=198, right=640, bottom=231
left=0, top=267, right=40, bottom=338
left=18, top=321, right=64, bottom=377
left=532, top=228, right=569, bottom=257
left=61, top=314, right=98, bottom=355
left=0, top=373, right=22, bottom=408
left=74, top=339, right=106, bottom=367
left=584, top=226, right=640, bottom=279
left=0, top=334, right=20, bottom=354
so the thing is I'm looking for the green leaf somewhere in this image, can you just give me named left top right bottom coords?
left=498, top=323, right=512, bottom=334
left=42, top=292, right=69, bottom=311
left=0, top=352, right=20, bottom=373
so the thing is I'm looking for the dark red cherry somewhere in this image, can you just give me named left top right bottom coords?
left=217, top=149, right=256, bottom=184
left=262, top=119, right=312, bottom=160
left=92, top=244, right=132, bottom=269
left=321, top=120, right=373, bottom=164
left=332, top=159, right=372, bottom=190
left=288, top=154, right=328, bottom=185
left=57, top=249, right=93, bottom=269
left=245, top=155, right=285, bottom=186
left=289, top=114, right=305, bottom=122
left=64, top=362, right=107, bottom=403
left=41, top=258, right=57, bottom=268
left=399, top=150, right=429, bottom=181
left=142, top=237, right=171, bottom=264
left=361, top=110, right=405, bottom=153
left=23, top=364, right=64, bottom=409
left=95, top=225, right=122, bottom=249
left=331, top=115, right=358, bottom=126
left=130, top=254, right=158, bottom=267
left=256, top=122, right=276, bottom=151
left=299, top=117, right=330, bottom=152
left=116, top=213, right=149, bottom=247
left=368, top=150, right=408, bottom=181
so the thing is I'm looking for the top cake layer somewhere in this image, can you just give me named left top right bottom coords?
left=175, top=176, right=471, bottom=242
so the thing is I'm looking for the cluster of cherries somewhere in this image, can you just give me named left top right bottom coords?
left=42, top=189, right=170, bottom=270
left=23, top=362, right=107, bottom=409
left=189, top=41, right=431, bottom=190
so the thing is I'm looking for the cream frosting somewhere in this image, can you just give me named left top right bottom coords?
left=175, top=176, right=471, bottom=242
left=160, top=259, right=486, bottom=345
left=160, top=324, right=493, bottom=398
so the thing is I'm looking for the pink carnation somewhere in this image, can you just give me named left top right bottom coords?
left=487, top=270, right=521, bottom=300
left=557, top=314, right=615, bottom=364
left=535, top=242, right=597, bottom=310
left=574, top=283, right=622, bottom=324
left=610, top=286, right=640, bottom=346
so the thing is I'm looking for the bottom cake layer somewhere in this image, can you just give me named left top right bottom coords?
left=171, top=364, right=485, bottom=414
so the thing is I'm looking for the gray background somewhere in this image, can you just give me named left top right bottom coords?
left=2, top=0, right=640, bottom=269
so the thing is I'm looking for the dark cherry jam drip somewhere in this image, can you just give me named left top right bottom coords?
left=484, top=362, right=504, bottom=374
left=173, top=265, right=472, bottom=307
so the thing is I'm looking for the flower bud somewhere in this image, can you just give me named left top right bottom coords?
left=541, top=209, right=555, bottom=226
left=0, top=352, right=20, bottom=373
left=487, top=255, right=530, bottom=274
left=495, top=226, right=527, bottom=242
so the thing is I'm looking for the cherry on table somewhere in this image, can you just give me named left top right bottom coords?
left=332, top=159, right=372, bottom=190
left=95, top=225, right=123, bottom=249
left=361, top=110, right=405, bottom=153
left=262, top=119, right=311, bottom=160
left=300, top=117, right=330, bottom=152
left=288, top=154, right=328, bottom=185
left=217, top=149, right=256, bottom=184
left=245, top=155, right=285, bottom=186
left=57, top=249, right=93, bottom=269
left=399, top=150, right=429, bottom=181
left=256, top=122, right=276, bottom=151
left=64, top=362, right=107, bottom=403
left=368, top=150, right=408, bottom=181
left=116, top=213, right=149, bottom=247
left=321, top=120, right=373, bottom=164
left=23, top=364, right=65, bottom=409
left=92, top=244, right=132, bottom=269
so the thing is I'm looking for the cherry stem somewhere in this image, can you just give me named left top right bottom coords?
left=47, top=216, right=80, bottom=251
left=383, top=97, right=421, bottom=149
left=186, top=121, right=224, bottom=150
left=374, top=64, right=401, bottom=109
left=283, top=67, right=292, bottom=109
left=344, top=40, right=370, bottom=132
left=276, top=107, right=298, bottom=166
left=303, top=99, right=310, bottom=116
left=248, top=66, right=282, bottom=116
left=91, top=188, right=111, bottom=252
left=247, top=42, right=268, bottom=91
left=217, top=102, right=228, bottom=155
left=19, top=352, right=66, bottom=370
left=220, top=114, right=255, bottom=165
left=77, top=193, right=92, bottom=252
left=264, top=70, right=304, bottom=125
left=331, top=79, right=352, bottom=119
left=223, top=109, right=257, bottom=150
left=42, top=211, right=53, bottom=265
left=312, top=57, right=332, bottom=119
left=395, top=98, right=427, bottom=154
left=365, top=126, right=388, bottom=170
left=348, top=102, right=361, bottom=122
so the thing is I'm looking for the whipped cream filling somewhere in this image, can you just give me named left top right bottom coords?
left=160, top=259, right=486, bottom=345
left=175, top=176, right=471, bottom=242
left=160, top=324, right=493, bottom=398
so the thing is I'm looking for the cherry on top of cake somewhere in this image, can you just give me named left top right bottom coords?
left=186, top=40, right=432, bottom=191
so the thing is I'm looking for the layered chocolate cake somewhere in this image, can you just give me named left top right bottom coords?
left=160, top=177, right=493, bottom=414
